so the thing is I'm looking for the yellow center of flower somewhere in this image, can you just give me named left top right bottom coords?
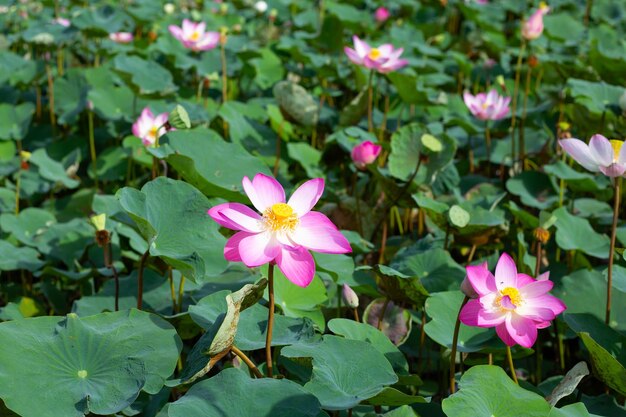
left=610, top=139, right=623, bottom=162
left=190, top=31, right=200, bottom=41
left=496, top=287, right=523, bottom=309
left=368, top=48, right=381, bottom=60
left=149, top=126, right=159, bottom=138
left=539, top=1, right=548, bottom=10
left=482, top=102, right=489, bottom=110
left=263, top=203, right=299, bottom=232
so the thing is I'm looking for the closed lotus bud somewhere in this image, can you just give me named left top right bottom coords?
left=168, top=104, right=191, bottom=129
left=460, top=277, right=478, bottom=299
left=342, top=284, right=359, bottom=308
left=163, top=3, right=175, bottom=14
left=533, top=227, right=550, bottom=244
left=254, top=1, right=268, bottom=13
left=219, top=27, right=228, bottom=45
left=495, top=75, right=506, bottom=91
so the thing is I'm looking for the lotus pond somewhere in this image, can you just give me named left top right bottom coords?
left=1, top=0, right=626, bottom=416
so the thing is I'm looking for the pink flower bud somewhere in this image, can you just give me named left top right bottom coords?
left=109, top=32, right=134, bottom=44
left=460, top=276, right=478, bottom=299
left=522, top=3, right=550, bottom=41
left=374, top=7, right=390, bottom=23
left=351, top=141, right=382, bottom=169
left=342, top=284, right=359, bottom=308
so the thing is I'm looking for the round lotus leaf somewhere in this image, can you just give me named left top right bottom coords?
left=273, top=81, right=319, bottom=127
left=421, top=133, right=443, bottom=153
left=0, top=310, right=182, bottom=417
left=448, top=205, right=470, bottom=228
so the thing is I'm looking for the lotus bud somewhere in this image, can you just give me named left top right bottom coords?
left=254, top=1, right=268, bottom=13
left=163, top=3, right=175, bottom=14
left=460, top=276, right=478, bottom=299
left=342, top=284, right=359, bottom=308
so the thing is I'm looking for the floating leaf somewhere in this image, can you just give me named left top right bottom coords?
left=112, top=54, right=177, bottom=96
left=0, top=103, right=35, bottom=141
left=273, top=81, right=318, bottom=127
left=553, top=207, right=610, bottom=259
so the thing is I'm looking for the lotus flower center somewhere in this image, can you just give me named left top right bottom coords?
left=190, top=31, right=200, bottom=41
left=264, top=203, right=298, bottom=232
left=368, top=48, right=381, bottom=60
left=497, top=287, right=522, bottom=309
left=149, top=126, right=159, bottom=138
left=482, top=102, right=489, bottom=110
left=610, top=140, right=623, bottom=162
left=539, top=1, right=548, bottom=10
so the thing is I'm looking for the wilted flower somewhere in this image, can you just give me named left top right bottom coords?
left=208, top=173, right=352, bottom=287
left=522, top=3, right=550, bottom=41
left=374, top=7, right=390, bottom=23
left=344, top=36, right=408, bottom=74
left=109, top=32, right=133, bottom=43
left=463, top=90, right=511, bottom=121
left=342, top=284, right=359, bottom=308
left=351, top=141, right=382, bottom=169
left=459, top=253, right=566, bottom=348
left=559, top=134, right=626, bottom=178
left=169, top=19, right=220, bottom=51
left=132, top=107, right=169, bottom=147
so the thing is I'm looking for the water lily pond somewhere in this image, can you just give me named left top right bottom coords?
left=1, top=1, right=626, bottom=416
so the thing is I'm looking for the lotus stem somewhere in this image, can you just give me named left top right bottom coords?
left=485, top=123, right=492, bottom=176
left=177, top=275, right=185, bottom=313
left=377, top=298, right=390, bottom=331
left=510, top=40, right=526, bottom=172
left=273, top=120, right=282, bottom=177
left=104, top=242, right=119, bottom=311
left=450, top=296, right=469, bottom=394
left=506, top=345, right=519, bottom=384
left=606, top=177, right=621, bottom=325
left=88, top=110, right=99, bottom=190
left=15, top=140, right=22, bottom=215
left=353, top=308, right=360, bottom=322
left=584, top=0, right=593, bottom=26
left=519, top=65, right=532, bottom=171
left=367, top=69, right=375, bottom=132
left=45, top=64, right=56, bottom=136
left=137, top=250, right=149, bottom=310
left=231, top=345, right=264, bottom=378
left=168, top=268, right=178, bottom=313
left=265, top=264, right=275, bottom=377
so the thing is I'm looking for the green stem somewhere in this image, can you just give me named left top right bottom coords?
left=518, top=65, right=532, bottom=171
left=177, top=275, right=186, bottom=313
left=509, top=41, right=526, bottom=171
left=88, top=110, right=99, bottom=189
left=231, top=345, right=264, bottom=378
left=506, top=346, right=519, bottom=384
left=450, top=296, right=469, bottom=394
left=367, top=70, right=375, bottom=132
left=377, top=298, right=390, bottom=331
left=485, top=123, right=492, bottom=176
left=137, top=250, right=149, bottom=310
left=606, top=177, right=621, bottom=325
left=265, top=264, right=275, bottom=377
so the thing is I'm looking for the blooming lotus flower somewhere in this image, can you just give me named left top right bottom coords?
left=208, top=174, right=352, bottom=287
left=522, top=3, right=550, bottom=41
left=374, top=7, right=390, bottom=23
left=344, top=36, right=408, bottom=74
left=109, top=32, right=134, bottom=43
left=54, top=17, right=70, bottom=27
left=559, top=134, right=626, bottom=177
left=132, top=107, right=169, bottom=147
left=169, top=19, right=219, bottom=51
left=459, top=253, right=566, bottom=348
left=463, top=89, right=511, bottom=121
left=351, top=141, right=382, bottom=169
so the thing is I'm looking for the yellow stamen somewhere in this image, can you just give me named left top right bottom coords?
left=149, top=126, right=159, bottom=138
left=264, top=203, right=299, bottom=232
left=190, top=31, right=200, bottom=41
left=368, top=48, right=381, bottom=60
left=496, top=287, right=523, bottom=309
left=539, top=2, right=548, bottom=10
left=610, top=140, right=623, bottom=163
left=482, top=102, right=489, bottom=110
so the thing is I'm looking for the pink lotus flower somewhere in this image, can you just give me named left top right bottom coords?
left=522, top=3, right=550, bottom=41
left=351, top=141, right=382, bottom=169
left=208, top=174, right=352, bottom=287
left=344, top=36, right=408, bottom=74
left=168, top=19, right=220, bottom=51
left=132, top=107, right=169, bottom=147
left=463, top=89, right=511, bottom=121
left=54, top=17, right=70, bottom=27
left=374, top=7, right=390, bottom=23
left=459, top=253, right=566, bottom=348
left=109, top=32, right=134, bottom=43
left=559, top=134, right=626, bottom=177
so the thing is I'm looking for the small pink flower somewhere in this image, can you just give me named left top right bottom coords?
left=351, top=141, right=382, bottom=169
left=208, top=174, right=352, bottom=287
left=459, top=253, right=566, bottom=348
left=342, top=284, right=359, bottom=308
left=54, top=17, right=70, bottom=27
left=522, top=3, right=550, bottom=41
left=475, top=0, right=489, bottom=4
left=344, top=36, right=408, bottom=74
left=463, top=89, right=511, bottom=121
left=374, top=7, right=390, bottom=23
left=109, top=32, right=134, bottom=44
left=132, top=107, right=169, bottom=147
left=559, top=134, right=626, bottom=178
left=169, top=19, right=220, bottom=51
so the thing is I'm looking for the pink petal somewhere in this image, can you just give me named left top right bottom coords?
left=182, top=19, right=195, bottom=37
left=505, top=314, right=538, bottom=348
left=516, top=273, right=536, bottom=287
left=276, top=246, right=316, bottom=287
left=207, top=203, right=263, bottom=232
left=494, top=253, right=518, bottom=290
left=599, top=163, right=626, bottom=177
left=519, top=279, right=553, bottom=298
left=224, top=231, right=251, bottom=262
left=195, top=31, right=220, bottom=50
left=238, top=232, right=280, bottom=267
left=537, top=271, right=550, bottom=281
left=559, top=139, right=600, bottom=172
left=477, top=307, right=507, bottom=326
left=287, top=178, right=325, bottom=216
left=352, top=35, right=370, bottom=58
left=242, top=173, right=285, bottom=213
left=496, top=322, right=516, bottom=347
left=290, top=212, right=351, bottom=254
left=589, top=134, right=613, bottom=166
left=168, top=25, right=184, bottom=41
left=195, top=22, right=206, bottom=35
left=344, top=47, right=364, bottom=65
left=617, top=142, right=626, bottom=164
left=459, top=299, right=481, bottom=326
left=377, top=44, right=394, bottom=57
left=525, top=295, right=566, bottom=316
left=466, top=263, right=497, bottom=296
